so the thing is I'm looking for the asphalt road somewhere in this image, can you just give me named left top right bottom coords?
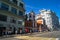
left=0, top=38, right=20, bottom=40
left=0, top=31, right=60, bottom=40
left=31, top=31, right=60, bottom=38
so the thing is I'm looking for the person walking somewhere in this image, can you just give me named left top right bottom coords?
left=15, top=30, right=17, bottom=35
left=20, top=30, right=22, bottom=34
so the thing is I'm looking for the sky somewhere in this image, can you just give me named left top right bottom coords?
left=23, top=0, right=60, bottom=21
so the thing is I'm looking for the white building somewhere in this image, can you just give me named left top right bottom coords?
left=0, top=0, right=25, bottom=35
left=36, top=9, right=59, bottom=31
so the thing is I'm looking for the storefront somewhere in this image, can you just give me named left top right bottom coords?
left=17, top=28, right=23, bottom=34
left=0, top=27, right=6, bottom=36
left=25, top=27, right=30, bottom=33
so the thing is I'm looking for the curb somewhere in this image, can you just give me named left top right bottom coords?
left=0, top=35, right=16, bottom=39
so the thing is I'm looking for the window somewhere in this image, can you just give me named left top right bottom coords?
left=29, top=15, right=31, bottom=18
left=20, top=3, right=23, bottom=8
left=33, top=15, right=35, bottom=18
left=8, top=0, right=17, bottom=5
left=18, top=21, right=22, bottom=25
left=13, top=0, right=17, bottom=5
left=11, top=7, right=17, bottom=14
left=19, top=11, right=23, bottom=16
left=25, top=14, right=28, bottom=20
left=29, top=13, right=32, bottom=18
left=8, top=0, right=12, bottom=2
left=0, top=14, right=7, bottom=21
left=1, top=3, right=9, bottom=11
left=12, top=19, right=16, bottom=23
left=10, top=18, right=16, bottom=23
left=29, top=19, right=32, bottom=21
left=47, top=17, right=51, bottom=19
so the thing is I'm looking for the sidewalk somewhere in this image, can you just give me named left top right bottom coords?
left=0, top=33, right=35, bottom=38
left=0, top=35, right=16, bottom=39
left=0, top=33, right=31, bottom=39
left=0, top=32, right=48, bottom=39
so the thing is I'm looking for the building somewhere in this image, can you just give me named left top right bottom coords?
left=0, top=0, right=25, bottom=36
left=59, top=22, right=60, bottom=29
left=36, top=15, right=48, bottom=32
left=25, top=20, right=33, bottom=33
left=25, top=11, right=37, bottom=33
left=38, top=9, right=59, bottom=31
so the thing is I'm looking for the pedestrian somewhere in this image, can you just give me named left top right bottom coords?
left=15, top=30, right=17, bottom=35
left=30, top=30, right=32, bottom=34
left=20, top=30, right=22, bottom=34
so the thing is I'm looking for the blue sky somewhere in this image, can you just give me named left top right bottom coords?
left=23, top=0, right=60, bottom=21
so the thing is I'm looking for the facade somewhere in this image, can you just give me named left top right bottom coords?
left=25, top=20, right=33, bottom=33
left=25, top=11, right=37, bottom=33
left=29, top=11, right=37, bottom=32
left=59, top=22, right=60, bottom=29
left=0, top=0, right=25, bottom=35
left=36, top=15, right=48, bottom=32
left=36, top=9, right=59, bottom=31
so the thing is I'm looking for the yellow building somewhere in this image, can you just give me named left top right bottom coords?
left=0, top=0, right=25, bottom=35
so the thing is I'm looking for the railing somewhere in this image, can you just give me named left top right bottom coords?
left=0, top=9, right=24, bottom=18
left=1, top=0, right=25, bottom=12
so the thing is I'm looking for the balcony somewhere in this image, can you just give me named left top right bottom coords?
left=0, top=9, right=25, bottom=19
left=1, top=0, right=25, bottom=12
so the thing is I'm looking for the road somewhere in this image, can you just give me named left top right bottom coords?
left=0, top=38, right=21, bottom=40
left=32, top=31, right=60, bottom=38
left=0, top=31, right=60, bottom=40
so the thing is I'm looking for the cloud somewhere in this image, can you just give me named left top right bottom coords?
left=25, top=12, right=30, bottom=14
